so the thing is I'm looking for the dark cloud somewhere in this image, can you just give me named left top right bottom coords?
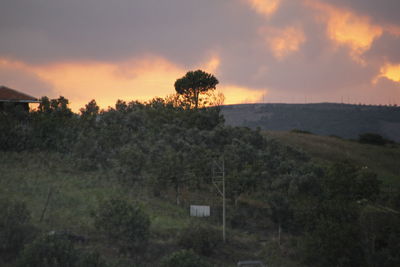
left=0, top=0, right=261, bottom=65
left=365, top=33, right=400, bottom=64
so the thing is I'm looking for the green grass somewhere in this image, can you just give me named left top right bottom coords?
left=265, top=131, right=400, bottom=188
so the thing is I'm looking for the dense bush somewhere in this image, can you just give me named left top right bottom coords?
left=358, top=133, right=394, bottom=146
left=0, top=199, right=36, bottom=263
left=17, top=234, right=108, bottom=267
left=93, top=198, right=150, bottom=253
left=178, top=223, right=221, bottom=256
left=160, top=250, right=212, bottom=267
left=17, top=234, right=78, bottom=267
left=290, top=129, right=313, bottom=134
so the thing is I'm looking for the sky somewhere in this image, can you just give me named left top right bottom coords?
left=1, top=0, right=400, bottom=111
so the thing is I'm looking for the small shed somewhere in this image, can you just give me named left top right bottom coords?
left=190, top=205, right=210, bottom=217
left=0, top=86, right=40, bottom=111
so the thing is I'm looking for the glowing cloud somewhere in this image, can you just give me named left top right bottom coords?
left=220, top=85, right=266, bottom=104
left=305, top=0, right=383, bottom=62
left=246, top=0, right=281, bottom=16
left=377, top=63, right=400, bottom=83
left=201, top=55, right=220, bottom=74
left=260, top=26, right=306, bottom=60
left=30, top=57, right=185, bottom=111
left=0, top=56, right=265, bottom=111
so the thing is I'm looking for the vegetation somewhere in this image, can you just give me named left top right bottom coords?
left=93, top=198, right=150, bottom=254
left=160, top=250, right=212, bottom=267
left=358, top=133, right=394, bottom=146
left=0, top=81, right=399, bottom=266
left=0, top=199, right=36, bottom=264
left=178, top=223, right=221, bottom=256
left=174, top=69, right=219, bottom=109
left=17, top=234, right=107, bottom=267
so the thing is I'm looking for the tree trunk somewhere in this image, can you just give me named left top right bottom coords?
left=194, top=89, right=199, bottom=109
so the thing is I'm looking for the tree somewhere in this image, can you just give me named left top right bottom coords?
left=93, top=198, right=150, bottom=254
left=80, top=99, right=99, bottom=119
left=174, top=70, right=219, bottom=109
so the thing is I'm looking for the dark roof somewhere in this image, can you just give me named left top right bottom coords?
left=0, top=86, right=40, bottom=103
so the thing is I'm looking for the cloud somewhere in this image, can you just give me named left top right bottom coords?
left=316, top=0, right=400, bottom=29
left=1, top=0, right=400, bottom=107
left=31, top=57, right=184, bottom=110
left=0, top=58, right=55, bottom=97
left=245, top=0, right=281, bottom=16
left=364, top=33, right=400, bottom=64
left=304, top=0, right=383, bottom=63
left=259, top=25, right=306, bottom=60
left=0, top=55, right=265, bottom=111
left=377, top=63, right=400, bottom=83
left=0, top=0, right=260, bottom=66
left=220, top=85, right=267, bottom=104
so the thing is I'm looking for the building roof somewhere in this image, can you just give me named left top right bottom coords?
left=0, top=86, right=40, bottom=103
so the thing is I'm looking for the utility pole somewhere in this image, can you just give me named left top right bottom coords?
left=212, top=158, right=226, bottom=243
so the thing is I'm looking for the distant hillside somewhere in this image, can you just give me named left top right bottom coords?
left=222, top=103, right=400, bottom=142
left=264, top=131, right=400, bottom=188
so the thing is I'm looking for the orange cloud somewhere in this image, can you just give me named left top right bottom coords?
left=245, top=0, right=281, bottom=16
left=0, top=56, right=264, bottom=111
left=260, top=26, right=306, bottom=60
left=220, top=85, right=267, bottom=104
left=304, top=0, right=383, bottom=63
left=30, top=57, right=184, bottom=111
left=376, top=63, right=400, bottom=83
left=200, top=55, right=220, bottom=74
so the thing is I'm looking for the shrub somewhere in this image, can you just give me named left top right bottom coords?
left=178, top=223, right=221, bottom=256
left=160, top=250, right=212, bottom=267
left=0, top=199, right=36, bottom=263
left=290, top=129, right=313, bottom=134
left=358, top=133, right=393, bottom=146
left=17, top=234, right=108, bottom=267
left=93, top=198, right=150, bottom=253
left=17, top=234, right=78, bottom=267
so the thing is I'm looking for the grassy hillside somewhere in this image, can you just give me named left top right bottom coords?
left=1, top=98, right=399, bottom=267
left=0, top=152, right=270, bottom=267
left=2, top=133, right=399, bottom=266
left=264, top=131, right=400, bottom=189
left=222, top=103, right=400, bottom=142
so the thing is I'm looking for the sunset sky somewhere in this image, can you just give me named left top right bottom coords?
left=1, top=0, right=400, bottom=111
